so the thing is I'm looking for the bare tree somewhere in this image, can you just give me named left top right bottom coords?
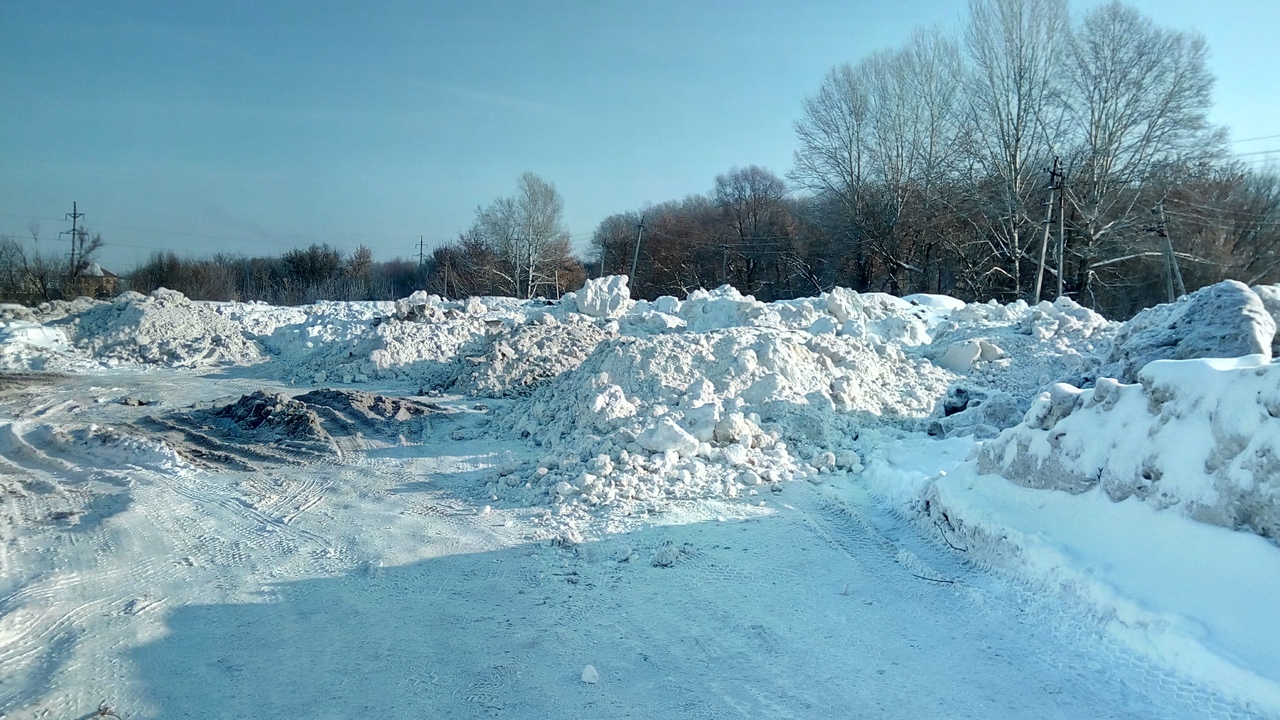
left=791, top=62, right=877, bottom=289
left=1062, top=1, right=1222, bottom=298
left=468, top=172, right=572, bottom=298
left=963, top=0, right=1069, bottom=299
left=714, top=166, right=794, bottom=295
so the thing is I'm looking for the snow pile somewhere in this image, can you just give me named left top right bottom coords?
left=26, top=296, right=101, bottom=323
left=60, top=423, right=192, bottom=474
left=0, top=320, right=76, bottom=371
left=1102, top=280, right=1275, bottom=382
left=1253, top=283, right=1280, bottom=355
left=61, top=289, right=264, bottom=368
left=571, top=275, right=633, bottom=318
left=675, top=285, right=787, bottom=332
left=212, top=390, right=332, bottom=443
left=977, top=354, right=1280, bottom=540
left=0, top=303, right=35, bottom=322
left=212, top=300, right=310, bottom=338
left=451, top=313, right=616, bottom=397
left=824, top=288, right=930, bottom=346
left=253, top=295, right=575, bottom=387
left=926, top=296, right=1114, bottom=396
left=482, top=325, right=954, bottom=508
left=261, top=305, right=489, bottom=387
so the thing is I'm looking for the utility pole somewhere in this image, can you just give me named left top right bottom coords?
left=1152, top=200, right=1186, bottom=302
left=1033, top=158, right=1059, bottom=304
left=628, top=217, right=645, bottom=286
left=416, top=236, right=426, bottom=271
left=1056, top=165, right=1066, bottom=299
left=721, top=244, right=729, bottom=286
left=61, top=201, right=84, bottom=277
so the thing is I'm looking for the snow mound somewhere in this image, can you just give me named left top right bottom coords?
left=27, top=295, right=102, bottom=323
left=1102, top=280, right=1275, bottom=382
left=925, top=296, right=1114, bottom=403
left=0, top=321, right=76, bottom=371
left=675, top=285, right=783, bottom=332
left=212, top=390, right=331, bottom=443
left=452, top=314, right=616, bottom=397
left=978, top=355, right=1280, bottom=540
left=212, top=300, right=310, bottom=338
left=0, top=303, right=35, bottom=322
left=1253, top=283, right=1280, bottom=356
left=159, top=388, right=438, bottom=467
left=62, top=289, right=263, bottom=368
left=261, top=305, right=490, bottom=387
left=482, top=326, right=946, bottom=508
left=825, top=288, right=929, bottom=346
left=572, top=275, right=633, bottom=318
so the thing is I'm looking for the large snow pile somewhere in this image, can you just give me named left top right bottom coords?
left=1253, top=283, right=1280, bottom=356
left=914, top=296, right=1114, bottom=439
left=925, top=296, right=1114, bottom=397
left=259, top=302, right=492, bottom=387
left=482, top=323, right=955, bottom=508
left=212, top=300, right=310, bottom=338
left=61, top=289, right=264, bottom=368
left=1101, top=280, right=1275, bottom=382
left=451, top=313, right=617, bottom=397
left=977, top=354, right=1280, bottom=540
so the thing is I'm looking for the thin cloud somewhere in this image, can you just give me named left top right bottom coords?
left=419, top=81, right=557, bottom=116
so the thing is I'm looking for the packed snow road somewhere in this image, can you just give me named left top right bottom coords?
left=0, top=371, right=1261, bottom=719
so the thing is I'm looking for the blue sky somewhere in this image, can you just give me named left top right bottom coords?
left=2, top=0, right=1279, bottom=270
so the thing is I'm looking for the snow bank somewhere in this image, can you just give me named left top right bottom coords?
left=61, top=289, right=264, bottom=368
left=925, top=467, right=1280, bottom=716
left=1253, top=283, right=1280, bottom=356
left=1102, top=280, right=1275, bottom=382
left=977, top=354, right=1280, bottom=540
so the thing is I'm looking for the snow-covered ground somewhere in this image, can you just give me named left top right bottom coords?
left=1, top=277, right=1278, bottom=718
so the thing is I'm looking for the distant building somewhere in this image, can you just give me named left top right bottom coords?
left=80, top=263, right=120, bottom=298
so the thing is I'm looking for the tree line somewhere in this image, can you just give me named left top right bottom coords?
left=4, top=0, right=1278, bottom=318
left=596, top=0, right=1280, bottom=318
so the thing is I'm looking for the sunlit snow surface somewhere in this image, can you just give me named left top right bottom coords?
left=0, top=281, right=1277, bottom=718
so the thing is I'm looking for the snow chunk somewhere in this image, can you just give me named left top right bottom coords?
left=575, top=275, right=633, bottom=318
left=636, top=417, right=700, bottom=457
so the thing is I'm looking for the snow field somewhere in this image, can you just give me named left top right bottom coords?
left=2, top=277, right=1280, bottom=715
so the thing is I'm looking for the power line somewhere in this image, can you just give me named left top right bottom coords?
left=1230, top=133, right=1280, bottom=144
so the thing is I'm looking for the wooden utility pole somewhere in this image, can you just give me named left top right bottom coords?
left=628, top=217, right=645, bottom=285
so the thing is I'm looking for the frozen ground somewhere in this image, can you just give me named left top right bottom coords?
left=1, top=279, right=1278, bottom=718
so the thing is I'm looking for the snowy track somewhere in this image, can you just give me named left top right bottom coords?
left=0, top=374, right=1265, bottom=720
